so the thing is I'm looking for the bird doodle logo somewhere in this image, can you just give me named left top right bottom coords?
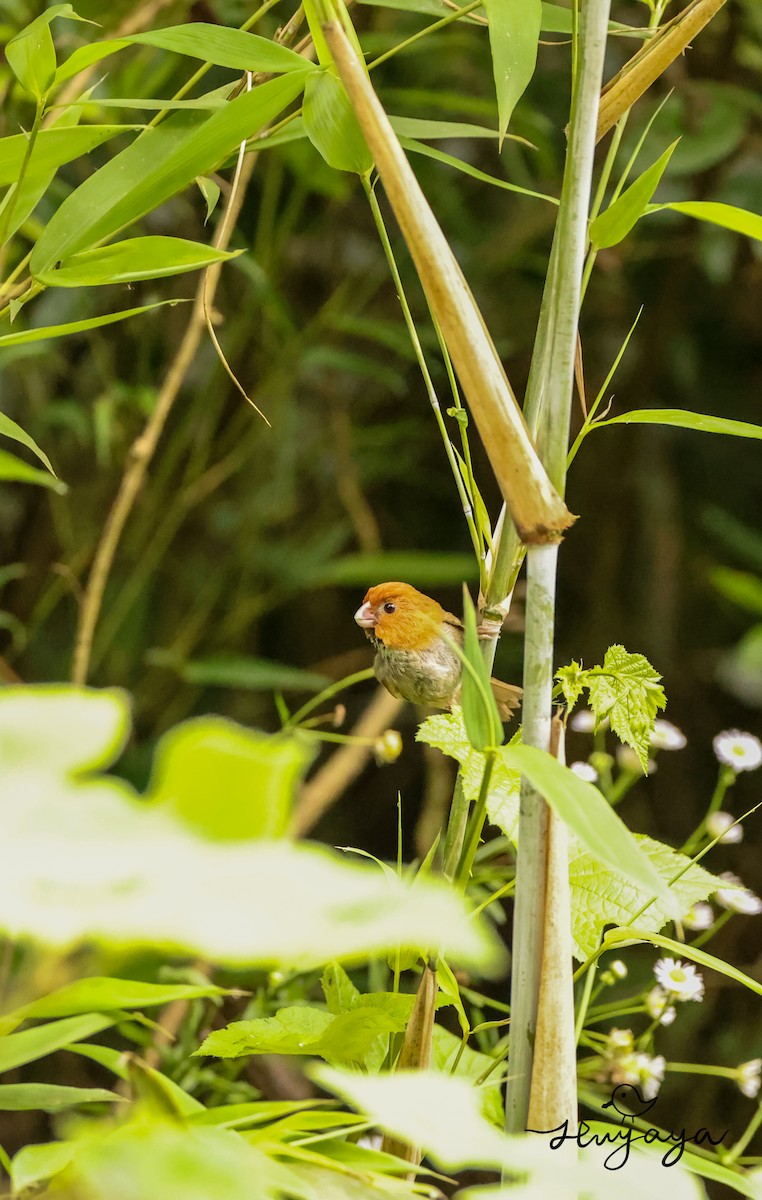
left=527, top=1085, right=728, bottom=1169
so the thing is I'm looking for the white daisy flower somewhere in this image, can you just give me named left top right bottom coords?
left=715, top=872, right=762, bottom=915
left=706, top=811, right=743, bottom=844
left=683, top=902, right=714, bottom=932
left=610, top=1052, right=666, bottom=1101
left=713, top=730, right=762, bottom=773
left=571, top=760, right=598, bottom=782
left=645, top=986, right=677, bottom=1026
left=736, top=1059, right=762, bottom=1100
left=653, top=957, right=705, bottom=1002
left=570, top=709, right=596, bottom=733
left=616, top=745, right=655, bottom=774
left=651, top=719, right=687, bottom=751
left=605, top=1028, right=634, bottom=1055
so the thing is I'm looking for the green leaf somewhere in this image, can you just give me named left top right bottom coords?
left=0, top=411, right=54, bottom=475
left=482, top=0, right=541, bottom=144
left=432, top=1025, right=503, bottom=1126
left=67, top=1042, right=129, bottom=1079
left=589, top=141, right=679, bottom=250
left=436, top=958, right=469, bottom=1037
left=177, top=654, right=330, bottom=693
left=0, top=126, right=131, bottom=187
left=389, top=117, right=499, bottom=140
left=6, top=5, right=73, bottom=98
left=647, top=200, right=762, bottom=242
left=0, top=1083, right=120, bottom=1111
left=0, top=687, right=504, bottom=973
left=322, top=963, right=360, bottom=1015
left=459, top=589, right=503, bottom=751
left=595, top=408, right=762, bottom=441
left=604, top=928, right=762, bottom=999
left=11, top=1142, right=76, bottom=1195
left=555, top=661, right=585, bottom=710
left=417, top=709, right=521, bottom=839
left=147, top=717, right=311, bottom=840
left=570, top=834, right=720, bottom=961
left=303, top=71, right=373, bottom=175
left=0, top=1014, right=116, bottom=1074
left=34, top=236, right=240, bottom=287
left=196, top=175, right=221, bottom=222
left=399, top=137, right=558, bottom=204
left=197, top=1004, right=407, bottom=1068
left=54, top=25, right=312, bottom=86
left=502, top=744, right=676, bottom=912
left=0, top=299, right=188, bottom=348
left=587, top=644, right=665, bottom=769
left=0, top=447, right=65, bottom=492
left=31, top=72, right=309, bottom=274
left=2, top=977, right=227, bottom=1032
left=189, top=1099, right=324, bottom=1130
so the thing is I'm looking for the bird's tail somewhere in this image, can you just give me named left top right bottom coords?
left=490, top=678, right=522, bottom=721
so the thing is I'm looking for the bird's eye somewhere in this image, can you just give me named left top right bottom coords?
left=383, top=602, right=396, bottom=614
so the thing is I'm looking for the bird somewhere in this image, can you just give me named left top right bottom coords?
left=354, top=581, right=521, bottom=719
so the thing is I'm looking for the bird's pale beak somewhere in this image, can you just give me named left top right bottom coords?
left=354, top=602, right=377, bottom=628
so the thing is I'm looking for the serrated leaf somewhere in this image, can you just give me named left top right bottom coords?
left=589, top=141, right=679, bottom=250
left=482, top=0, right=542, bottom=144
left=570, top=834, right=720, bottom=961
left=417, top=709, right=521, bottom=840
left=587, top=644, right=666, bottom=770
left=555, top=661, right=585, bottom=709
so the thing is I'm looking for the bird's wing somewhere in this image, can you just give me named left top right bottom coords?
left=490, top=677, right=522, bottom=719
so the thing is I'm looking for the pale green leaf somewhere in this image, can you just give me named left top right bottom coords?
left=11, top=1142, right=75, bottom=1195
left=147, top=717, right=311, bottom=840
left=595, top=408, right=762, bottom=441
left=303, top=71, right=373, bottom=175
left=585, top=644, right=666, bottom=769
left=320, top=550, right=477, bottom=586
left=196, top=174, right=221, bottom=222
left=0, top=688, right=503, bottom=972
left=0, top=447, right=65, bottom=492
left=647, top=199, right=762, bottom=242
left=0, top=1083, right=120, bottom=1111
left=322, top=963, right=360, bottom=1015
left=589, top=141, right=679, bottom=250
left=6, top=5, right=71, bottom=98
left=417, top=709, right=521, bottom=839
left=570, top=834, right=720, bottom=961
left=460, top=590, right=503, bottom=751
left=31, top=73, right=309, bottom=274
left=3, top=977, right=226, bottom=1031
left=555, top=661, right=585, bottom=709
left=710, top=567, right=762, bottom=617
left=483, top=0, right=541, bottom=143
left=502, top=744, right=675, bottom=912
left=34, top=236, right=240, bottom=287
left=0, top=299, right=188, bottom=348
left=0, top=1013, right=116, bottom=1074
left=0, top=411, right=54, bottom=475
left=389, top=116, right=498, bottom=140
left=432, top=1025, right=503, bottom=1126
left=604, top=927, right=762, bottom=999
left=0, top=125, right=131, bottom=187
left=189, top=1099, right=324, bottom=1130
left=399, top=137, right=558, bottom=204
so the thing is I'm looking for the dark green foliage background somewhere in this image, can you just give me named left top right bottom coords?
left=0, top=0, right=760, bottom=1178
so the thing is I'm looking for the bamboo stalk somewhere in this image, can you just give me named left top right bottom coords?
left=505, top=0, right=612, bottom=1136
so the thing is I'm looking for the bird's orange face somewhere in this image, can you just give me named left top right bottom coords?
left=354, top=582, right=447, bottom=651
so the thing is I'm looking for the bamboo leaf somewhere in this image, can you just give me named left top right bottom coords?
left=595, top=409, right=762, bottom=440
left=11, top=1142, right=75, bottom=1195
left=400, top=137, right=558, bottom=204
left=647, top=199, right=762, bottom=242
left=34, top=236, right=240, bottom=287
left=303, top=71, right=373, bottom=175
left=5, top=5, right=73, bottom=99
left=0, top=448, right=65, bottom=492
left=0, top=299, right=187, bottom=347
left=0, top=412, right=55, bottom=475
left=31, top=73, right=309, bottom=274
left=0, top=126, right=132, bottom=187
left=0, top=1084, right=120, bottom=1112
left=0, top=1014, right=116, bottom=1074
left=502, top=744, right=677, bottom=911
left=54, top=25, right=312, bottom=86
left=390, top=117, right=499, bottom=140
left=589, top=140, right=678, bottom=249
left=459, top=589, right=503, bottom=751
left=3, top=978, right=227, bottom=1030
left=482, top=0, right=542, bottom=144
left=605, top=927, right=762, bottom=998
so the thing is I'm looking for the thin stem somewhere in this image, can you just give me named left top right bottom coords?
left=455, top=751, right=496, bottom=890
left=574, top=958, right=598, bottom=1044
left=286, top=668, right=376, bottom=728
left=362, top=176, right=483, bottom=563
left=725, top=1100, right=762, bottom=1166
left=681, top=765, right=734, bottom=856
left=367, top=0, right=483, bottom=70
